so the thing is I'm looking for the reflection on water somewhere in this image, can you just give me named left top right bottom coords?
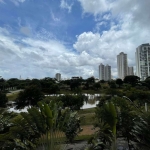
left=82, top=101, right=99, bottom=109
left=8, top=94, right=100, bottom=112
left=9, top=107, right=28, bottom=113
left=82, top=94, right=100, bottom=109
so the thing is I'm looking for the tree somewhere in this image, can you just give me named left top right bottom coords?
left=93, top=82, right=101, bottom=90
left=30, top=78, right=41, bottom=87
left=116, top=78, right=123, bottom=87
left=86, top=77, right=95, bottom=84
left=87, top=120, right=113, bottom=150
left=63, top=111, right=82, bottom=143
left=40, top=77, right=59, bottom=94
left=7, top=78, right=20, bottom=89
left=124, top=75, right=140, bottom=86
left=0, top=92, right=8, bottom=107
left=144, top=78, right=150, bottom=89
left=0, top=78, right=5, bottom=91
left=70, top=79, right=81, bottom=91
left=0, top=100, right=82, bottom=150
left=112, top=97, right=138, bottom=148
left=89, top=102, right=117, bottom=150
left=100, top=80, right=105, bottom=83
left=57, top=94, right=85, bottom=110
left=133, top=112, right=150, bottom=149
left=108, top=81, right=117, bottom=88
left=15, top=85, right=44, bottom=109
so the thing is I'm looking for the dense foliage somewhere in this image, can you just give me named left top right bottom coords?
left=15, top=85, right=44, bottom=109
left=0, top=101, right=82, bottom=150
left=0, top=92, right=8, bottom=107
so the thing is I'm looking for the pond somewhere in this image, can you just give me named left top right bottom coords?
left=8, top=94, right=100, bottom=112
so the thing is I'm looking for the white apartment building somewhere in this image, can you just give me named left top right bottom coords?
left=99, top=63, right=105, bottom=80
left=117, top=52, right=128, bottom=80
left=55, top=73, right=61, bottom=81
left=128, top=67, right=134, bottom=75
left=99, top=63, right=111, bottom=81
left=105, top=64, right=111, bottom=81
left=135, top=43, right=150, bottom=81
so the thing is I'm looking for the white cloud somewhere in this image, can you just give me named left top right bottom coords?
left=73, top=18, right=150, bottom=77
left=0, top=27, right=102, bottom=79
left=103, top=13, right=111, bottom=20
left=73, top=0, right=150, bottom=78
left=60, top=0, right=74, bottom=13
left=50, top=11, right=60, bottom=22
left=78, top=0, right=110, bottom=15
left=1, top=0, right=150, bottom=79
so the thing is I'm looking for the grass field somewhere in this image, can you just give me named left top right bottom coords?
left=78, top=107, right=95, bottom=114
left=78, top=108, right=96, bottom=126
left=7, top=92, right=19, bottom=101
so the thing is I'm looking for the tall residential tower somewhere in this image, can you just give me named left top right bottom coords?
left=105, top=64, right=111, bottom=81
left=55, top=73, right=61, bottom=81
left=99, top=63, right=111, bottom=81
left=135, top=43, right=150, bottom=80
left=99, top=63, right=105, bottom=80
left=117, top=52, right=128, bottom=80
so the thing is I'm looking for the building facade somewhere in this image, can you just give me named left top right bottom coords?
left=55, top=73, right=61, bottom=81
left=105, top=64, right=111, bottom=81
left=99, top=63, right=111, bottom=81
left=128, top=67, right=134, bottom=75
left=135, top=43, right=150, bottom=81
left=117, top=52, right=128, bottom=80
left=99, top=63, right=105, bottom=80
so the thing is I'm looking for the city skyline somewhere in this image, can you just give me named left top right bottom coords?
left=0, top=0, right=150, bottom=79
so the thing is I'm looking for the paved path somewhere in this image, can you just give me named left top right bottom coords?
left=6, top=89, right=23, bottom=96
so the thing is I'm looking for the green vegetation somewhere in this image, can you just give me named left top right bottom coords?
left=78, top=107, right=95, bottom=114
left=75, top=135, right=93, bottom=141
left=0, top=101, right=82, bottom=149
left=0, top=92, right=8, bottom=107
left=1, top=75, right=150, bottom=149
left=80, top=113, right=95, bottom=126
left=7, top=92, right=19, bottom=101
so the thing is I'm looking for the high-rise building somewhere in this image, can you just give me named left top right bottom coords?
left=105, top=64, right=111, bottom=81
left=99, top=63, right=105, bottom=80
left=99, top=63, right=111, bottom=81
left=135, top=43, right=150, bottom=81
left=117, top=52, right=128, bottom=80
left=55, top=73, right=61, bottom=81
left=128, top=67, right=134, bottom=75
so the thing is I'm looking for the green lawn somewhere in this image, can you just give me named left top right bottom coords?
left=7, top=92, right=19, bottom=101
left=80, top=113, right=95, bottom=125
left=78, top=108, right=96, bottom=125
left=78, top=107, right=95, bottom=115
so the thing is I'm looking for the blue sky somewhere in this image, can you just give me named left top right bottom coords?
left=0, top=0, right=150, bottom=79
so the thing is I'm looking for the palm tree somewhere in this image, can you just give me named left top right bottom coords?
left=0, top=100, right=82, bottom=150
left=133, top=112, right=150, bottom=149
left=86, top=119, right=113, bottom=150
left=86, top=101, right=117, bottom=150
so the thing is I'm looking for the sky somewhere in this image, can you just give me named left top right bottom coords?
left=0, top=0, right=150, bottom=79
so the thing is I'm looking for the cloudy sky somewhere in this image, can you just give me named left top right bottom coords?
left=0, top=0, right=150, bottom=79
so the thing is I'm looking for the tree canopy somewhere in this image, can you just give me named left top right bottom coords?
left=15, top=85, right=44, bottom=109
left=124, top=75, right=140, bottom=86
left=116, top=78, right=123, bottom=87
left=0, top=92, right=8, bottom=107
